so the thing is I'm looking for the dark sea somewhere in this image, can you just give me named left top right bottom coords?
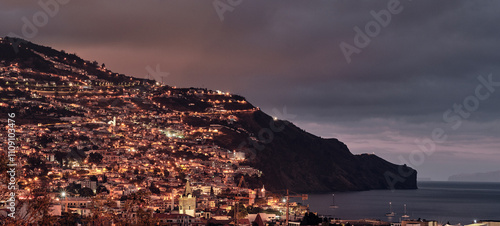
left=291, top=181, right=500, bottom=224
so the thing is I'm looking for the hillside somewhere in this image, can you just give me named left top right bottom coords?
left=0, top=37, right=417, bottom=192
left=211, top=110, right=417, bottom=192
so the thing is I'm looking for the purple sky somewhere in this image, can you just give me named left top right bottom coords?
left=2, top=0, right=499, bottom=181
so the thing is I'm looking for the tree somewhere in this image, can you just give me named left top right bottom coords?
left=54, top=151, right=67, bottom=166
left=58, top=212, right=82, bottom=225
left=79, top=187, right=95, bottom=197
left=96, top=185, right=109, bottom=194
left=87, top=152, right=103, bottom=164
left=1, top=189, right=56, bottom=225
left=84, top=197, right=117, bottom=225
left=248, top=206, right=264, bottom=214
left=301, top=212, right=322, bottom=225
left=192, top=189, right=202, bottom=197
left=27, top=156, right=44, bottom=170
left=0, top=152, right=9, bottom=176
left=25, top=156, right=49, bottom=176
left=118, top=190, right=152, bottom=225
left=65, top=182, right=81, bottom=195
left=137, top=208, right=158, bottom=225
left=149, top=182, right=161, bottom=195
left=68, top=148, right=86, bottom=162
left=228, top=203, right=248, bottom=220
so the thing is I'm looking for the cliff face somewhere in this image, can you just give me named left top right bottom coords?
left=213, top=111, right=417, bottom=192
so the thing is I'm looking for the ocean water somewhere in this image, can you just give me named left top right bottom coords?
left=291, top=181, right=500, bottom=224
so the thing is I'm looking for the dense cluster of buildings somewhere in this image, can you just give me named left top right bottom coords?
left=0, top=49, right=310, bottom=225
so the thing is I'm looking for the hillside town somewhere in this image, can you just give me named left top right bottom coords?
left=0, top=37, right=313, bottom=225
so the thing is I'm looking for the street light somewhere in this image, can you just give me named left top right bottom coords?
left=61, top=191, right=67, bottom=212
